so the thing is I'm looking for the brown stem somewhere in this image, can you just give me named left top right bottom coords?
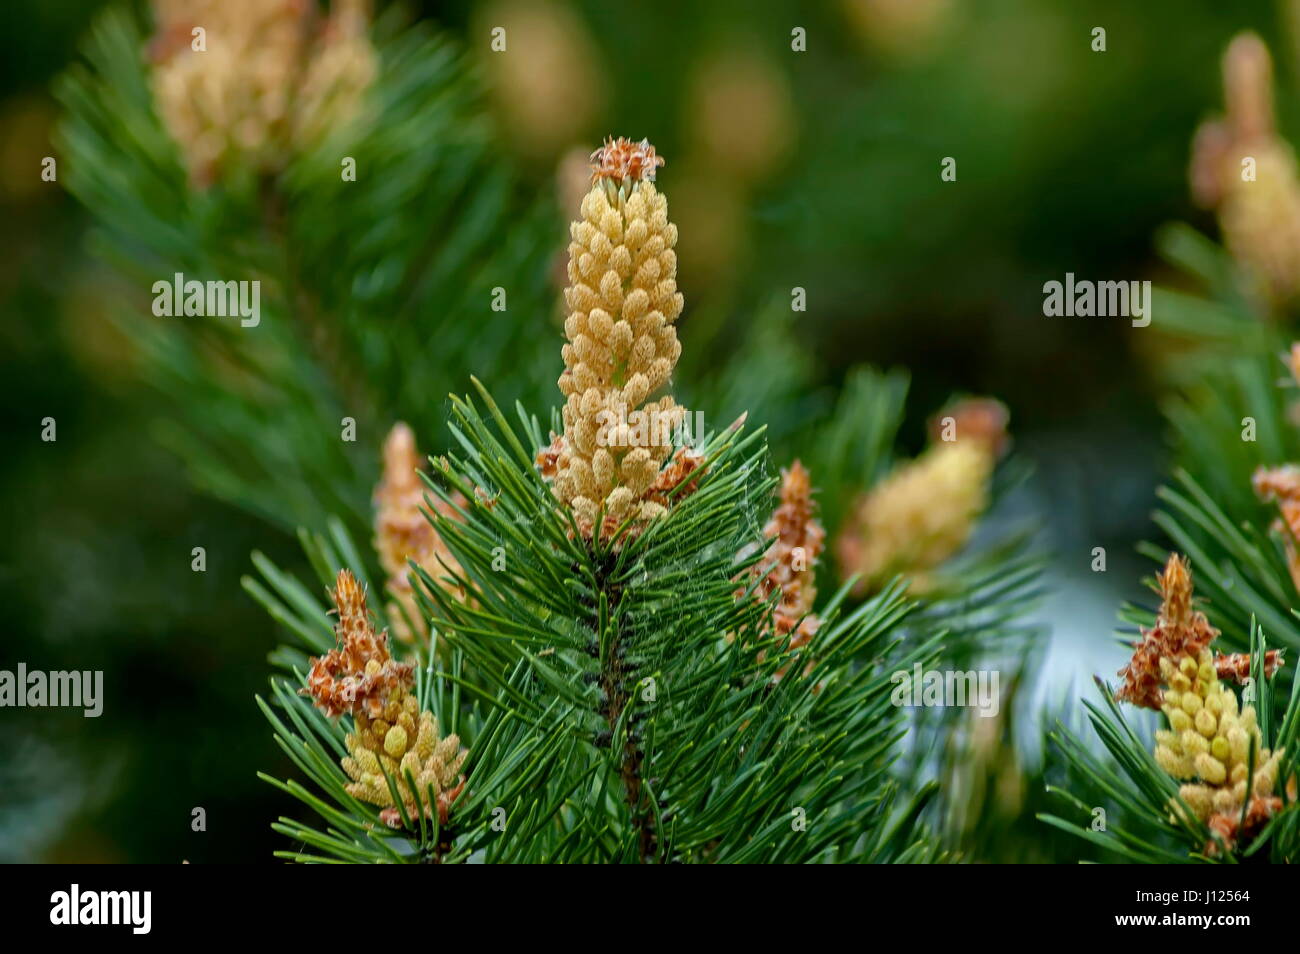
left=596, top=564, right=657, bottom=861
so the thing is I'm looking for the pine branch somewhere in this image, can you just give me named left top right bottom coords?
left=54, top=5, right=559, bottom=536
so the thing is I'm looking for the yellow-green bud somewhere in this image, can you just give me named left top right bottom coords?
left=1195, top=752, right=1227, bottom=785
left=384, top=724, right=408, bottom=759
left=1182, top=730, right=1209, bottom=756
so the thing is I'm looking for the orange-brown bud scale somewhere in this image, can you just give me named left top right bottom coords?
left=303, top=569, right=467, bottom=828
left=736, top=461, right=826, bottom=682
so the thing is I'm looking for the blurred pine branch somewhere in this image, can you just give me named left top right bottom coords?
left=55, top=4, right=559, bottom=535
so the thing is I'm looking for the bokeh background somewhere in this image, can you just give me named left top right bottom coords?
left=2, top=0, right=1290, bottom=861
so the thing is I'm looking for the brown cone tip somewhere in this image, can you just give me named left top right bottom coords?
left=1223, top=32, right=1275, bottom=141
left=1115, top=553, right=1220, bottom=709
left=381, top=422, right=420, bottom=489
left=928, top=397, right=1010, bottom=456
left=1156, top=553, right=1195, bottom=630
left=302, top=568, right=414, bottom=719
left=589, top=136, right=664, bottom=185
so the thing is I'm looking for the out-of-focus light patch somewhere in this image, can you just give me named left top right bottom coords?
left=476, top=0, right=604, bottom=161
left=841, top=0, right=955, bottom=63
left=60, top=267, right=141, bottom=386
left=0, top=95, right=57, bottom=202
left=1030, top=565, right=1133, bottom=711
left=686, top=43, right=794, bottom=188
left=0, top=732, right=95, bottom=863
left=555, top=145, right=593, bottom=219
left=963, top=5, right=1087, bottom=117
left=667, top=164, right=746, bottom=290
